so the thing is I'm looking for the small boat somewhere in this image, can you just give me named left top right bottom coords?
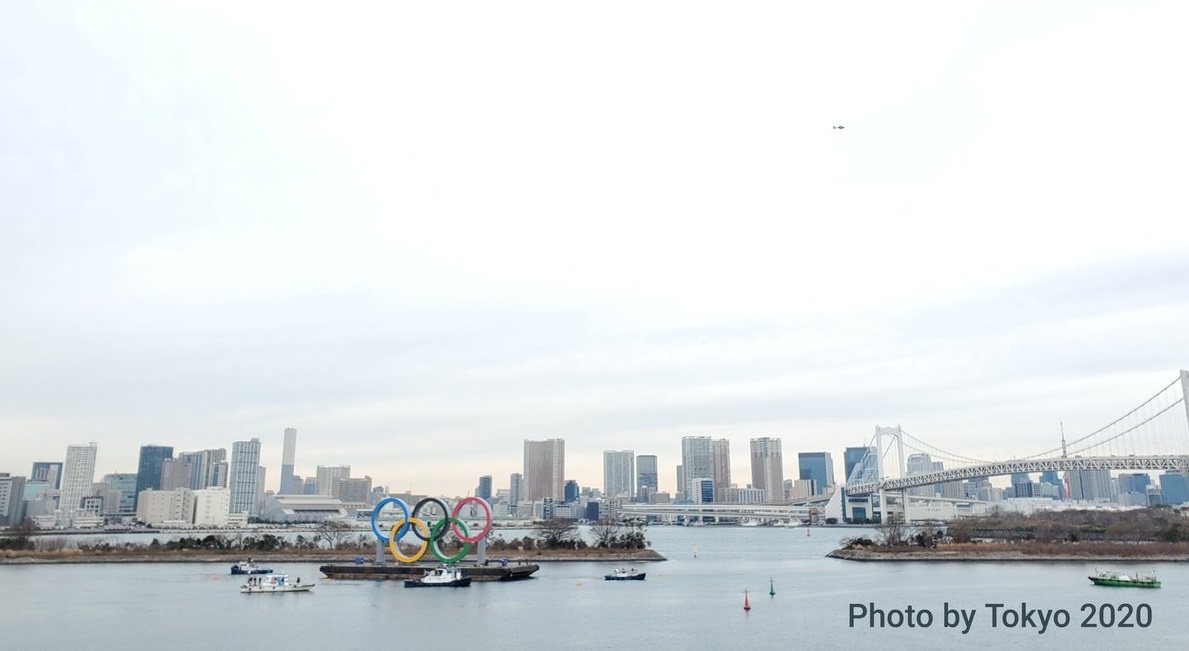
left=1088, top=569, right=1160, bottom=588
left=230, top=560, right=273, bottom=575
left=604, top=567, right=646, bottom=581
left=240, top=573, right=313, bottom=594
left=404, top=565, right=472, bottom=588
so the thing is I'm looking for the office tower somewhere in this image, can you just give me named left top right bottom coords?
left=0, top=474, right=27, bottom=526
left=843, top=446, right=878, bottom=484
left=336, top=477, right=373, bottom=505
left=692, top=477, right=714, bottom=504
left=680, top=436, right=713, bottom=500
left=1066, top=469, right=1114, bottom=502
left=564, top=479, right=579, bottom=503
left=603, top=450, right=635, bottom=500
left=509, top=473, right=523, bottom=506
left=316, top=465, right=351, bottom=497
left=178, top=448, right=227, bottom=489
left=523, top=439, right=565, bottom=501
left=1039, top=470, right=1064, bottom=500
left=134, top=445, right=174, bottom=511
left=302, top=477, right=319, bottom=495
left=712, top=439, right=731, bottom=502
left=1159, top=472, right=1189, bottom=505
left=280, top=427, right=298, bottom=495
left=102, top=473, right=138, bottom=513
left=749, top=437, right=785, bottom=502
left=476, top=475, right=493, bottom=501
left=797, top=452, right=835, bottom=496
left=159, top=458, right=194, bottom=491
left=60, top=443, right=98, bottom=525
left=228, top=438, right=262, bottom=516
left=642, top=456, right=661, bottom=501
left=31, top=462, right=63, bottom=489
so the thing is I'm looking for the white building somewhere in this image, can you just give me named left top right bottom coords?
left=228, top=439, right=262, bottom=517
left=59, top=443, right=98, bottom=527
left=192, top=487, right=231, bottom=527
left=137, top=489, right=195, bottom=527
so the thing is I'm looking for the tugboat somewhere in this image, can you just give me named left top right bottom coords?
left=604, top=567, right=646, bottom=581
left=404, top=565, right=472, bottom=588
left=230, top=560, right=273, bottom=575
left=1088, top=569, right=1160, bottom=588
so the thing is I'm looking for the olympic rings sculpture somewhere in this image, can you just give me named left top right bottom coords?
left=369, top=496, right=493, bottom=564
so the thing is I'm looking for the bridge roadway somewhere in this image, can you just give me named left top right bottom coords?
left=845, top=455, right=1189, bottom=496
left=618, top=501, right=827, bottom=521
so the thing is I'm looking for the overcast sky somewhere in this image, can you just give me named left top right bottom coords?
left=3, top=1, right=1188, bottom=497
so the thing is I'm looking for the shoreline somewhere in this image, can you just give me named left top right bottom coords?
left=0, top=549, right=667, bottom=565
left=827, top=549, right=1189, bottom=562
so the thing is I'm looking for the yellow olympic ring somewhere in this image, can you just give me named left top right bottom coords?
left=387, top=518, right=430, bottom=563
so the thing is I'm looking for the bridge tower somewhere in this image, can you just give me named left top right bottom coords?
left=1180, top=369, right=1189, bottom=432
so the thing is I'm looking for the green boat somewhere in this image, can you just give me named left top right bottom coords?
left=1088, top=569, right=1160, bottom=588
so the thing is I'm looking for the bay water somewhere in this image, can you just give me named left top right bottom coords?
left=2, top=525, right=1186, bottom=650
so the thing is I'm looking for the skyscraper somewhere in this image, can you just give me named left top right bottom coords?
left=523, top=439, right=565, bottom=502
left=680, top=436, right=713, bottom=500
left=316, top=465, right=351, bottom=497
left=177, top=448, right=227, bottom=489
left=229, top=438, right=262, bottom=516
left=636, top=454, right=658, bottom=497
left=843, top=446, right=878, bottom=484
left=475, top=475, right=493, bottom=501
left=102, top=473, right=138, bottom=513
left=1067, top=469, right=1114, bottom=502
left=159, top=458, right=193, bottom=491
left=603, top=450, right=635, bottom=500
left=134, top=445, right=174, bottom=511
left=712, top=439, right=731, bottom=502
left=60, top=443, right=98, bottom=526
left=509, top=473, right=523, bottom=506
left=797, top=452, right=835, bottom=496
left=31, top=462, right=63, bottom=489
left=280, top=427, right=298, bottom=495
left=749, top=437, right=784, bottom=502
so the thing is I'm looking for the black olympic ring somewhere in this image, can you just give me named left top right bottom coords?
left=410, top=497, right=452, bottom=542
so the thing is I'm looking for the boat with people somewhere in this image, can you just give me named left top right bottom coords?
left=1088, top=569, right=1160, bottom=588
left=404, top=565, right=472, bottom=588
left=240, top=573, right=313, bottom=594
left=604, top=567, right=646, bottom=581
left=230, top=560, right=273, bottom=575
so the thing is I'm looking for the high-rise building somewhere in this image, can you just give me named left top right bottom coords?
left=843, top=446, right=878, bottom=484
left=1039, top=470, right=1064, bottom=500
left=797, top=452, right=835, bottom=496
left=1067, top=469, right=1114, bottom=502
left=636, top=454, right=658, bottom=498
left=60, top=443, right=98, bottom=525
left=712, top=439, right=731, bottom=502
left=177, top=449, right=227, bottom=489
left=316, top=465, right=351, bottom=497
left=523, top=439, right=565, bottom=502
left=134, top=445, right=174, bottom=511
left=228, top=438, right=262, bottom=516
left=159, top=458, right=194, bottom=491
left=509, top=473, right=523, bottom=506
left=336, top=477, right=373, bottom=505
left=102, top=473, right=138, bottom=514
left=749, top=437, right=784, bottom=502
left=564, top=479, right=580, bottom=503
left=475, top=475, right=493, bottom=501
left=680, top=437, right=713, bottom=501
left=31, top=462, right=63, bottom=489
left=603, top=450, right=635, bottom=500
left=280, top=427, right=298, bottom=495
left=0, top=474, right=27, bottom=526
left=1159, top=472, right=1189, bottom=505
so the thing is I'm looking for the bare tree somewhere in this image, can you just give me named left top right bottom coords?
left=591, top=519, right=622, bottom=548
left=533, top=519, right=582, bottom=549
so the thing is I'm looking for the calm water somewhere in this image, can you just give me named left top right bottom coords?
left=3, top=526, right=1187, bottom=650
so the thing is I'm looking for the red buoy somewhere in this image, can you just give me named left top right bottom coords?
left=743, top=589, right=752, bottom=612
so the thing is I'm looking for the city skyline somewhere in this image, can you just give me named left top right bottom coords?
left=3, top=3, right=1189, bottom=497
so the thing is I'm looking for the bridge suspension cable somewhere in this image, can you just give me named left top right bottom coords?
left=1024, top=376, right=1182, bottom=459
left=898, top=430, right=992, bottom=466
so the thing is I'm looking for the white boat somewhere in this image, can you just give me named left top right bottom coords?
left=604, top=567, right=646, bottom=581
left=240, top=573, right=314, bottom=594
left=404, top=565, right=472, bottom=588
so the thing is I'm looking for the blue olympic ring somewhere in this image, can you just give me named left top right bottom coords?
left=370, top=496, right=410, bottom=543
